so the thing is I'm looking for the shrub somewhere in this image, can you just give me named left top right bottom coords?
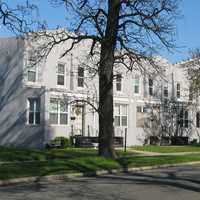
left=52, top=137, right=71, bottom=148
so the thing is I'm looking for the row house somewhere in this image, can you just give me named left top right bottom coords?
left=0, top=36, right=200, bottom=148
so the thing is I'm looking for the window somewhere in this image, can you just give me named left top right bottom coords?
left=184, top=110, right=189, bottom=128
left=27, top=98, right=40, bottom=125
left=137, top=106, right=142, bottom=113
left=164, top=86, right=168, bottom=98
left=134, top=75, right=140, bottom=94
left=189, top=86, right=193, bottom=101
left=197, top=112, right=200, bottom=128
left=149, top=78, right=153, bottom=96
left=57, top=64, right=65, bottom=86
left=179, top=109, right=188, bottom=128
left=49, top=98, right=68, bottom=125
left=78, top=66, right=84, bottom=87
left=177, top=83, right=180, bottom=98
left=114, top=104, right=128, bottom=127
left=27, top=66, right=36, bottom=82
left=116, top=74, right=122, bottom=91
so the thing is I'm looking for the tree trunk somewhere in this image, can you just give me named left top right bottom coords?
left=98, top=0, right=120, bottom=158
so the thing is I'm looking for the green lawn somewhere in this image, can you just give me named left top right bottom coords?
left=131, top=145, right=200, bottom=153
left=1, top=147, right=200, bottom=180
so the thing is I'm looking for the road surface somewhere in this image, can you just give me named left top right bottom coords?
left=1, top=164, right=200, bottom=200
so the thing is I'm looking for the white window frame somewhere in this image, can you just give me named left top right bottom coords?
left=27, top=98, right=40, bottom=125
left=114, top=104, right=128, bottom=127
left=57, top=63, right=66, bottom=86
left=49, top=98, right=68, bottom=125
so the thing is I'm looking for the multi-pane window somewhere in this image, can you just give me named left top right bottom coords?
left=78, top=66, right=84, bottom=87
left=27, top=98, right=40, bottom=125
left=197, top=112, right=200, bottom=128
left=179, top=109, right=188, bottom=128
left=114, top=104, right=128, bottom=127
left=57, top=64, right=65, bottom=86
left=49, top=98, right=68, bottom=125
left=149, top=78, right=153, bottom=96
left=134, top=75, right=140, bottom=94
left=116, top=74, right=122, bottom=91
left=177, top=83, right=180, bottom=98
left=27, top=66, right=36, bottom=82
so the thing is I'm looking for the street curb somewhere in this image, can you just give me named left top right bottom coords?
left=1, top=161, right=200, bottom=186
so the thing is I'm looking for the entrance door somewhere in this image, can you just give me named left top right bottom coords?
left=71, top=105, right=84, bottom=136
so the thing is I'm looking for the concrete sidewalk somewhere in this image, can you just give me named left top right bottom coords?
left=129, top=149, right=200, bottom=156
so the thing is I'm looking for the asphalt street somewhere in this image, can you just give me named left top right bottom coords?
left=1, top=164, right=200, bottom=200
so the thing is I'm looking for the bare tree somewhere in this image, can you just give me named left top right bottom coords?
left=30, top=0, right=179, bottom=158
left=0, top=0, right=37, bottom=34
left=2, top=0, right=179, bottom=158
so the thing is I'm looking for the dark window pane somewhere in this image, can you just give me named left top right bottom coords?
left=115, top=116, right=120, bottom=126
left=197, top=113, right=200, bottom=128
left=78, top=77, right=84, bottom=87
left=164, top=87, right=168, bottom=97
left=78, top=67, right=84, bottom=77
left=35, top=112, right=40, bottom=124
left=28, top=71, right=36, bottom=82
left=35, top=99, right=40, bottom=112
left=116, top=82, right=121, bottom=91
left=137, top=106, right=142, bottom=113
left=121, top=116, right=127, bottom=126
left=29, top=112, right=34, bottom=124
left=177, top=91, right=180, bottom=98
left=60, top=114, right=68, bottom=125
left=50, top=113, right=58, bottom=124
left=177, top=83, right=180, bottom=98
left=57, top=75, right=64, bottom=85
left=116, top=74, right=122, bottom=91
left=184, top=120, right=188, bottom=128
left=149, top=87, right=153, bottom=96
left=134, top=85, right=139, bottom=93
left=149, top=79, right=153, bottom=86
left=177, top=83, right=180, bottom=90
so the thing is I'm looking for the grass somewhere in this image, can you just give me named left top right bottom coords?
left=1, top=146, right=200, bottom=180
left=131, top=145, right=200, bottom=153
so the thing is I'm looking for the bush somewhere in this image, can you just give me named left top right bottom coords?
left=52, top=137, right=71, bottom=148
left=171, top=137, right=188, bottom=146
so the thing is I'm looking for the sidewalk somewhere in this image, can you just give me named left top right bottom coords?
left=129, top=149, right=200, bottom=156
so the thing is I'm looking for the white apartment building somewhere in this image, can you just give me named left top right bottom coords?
left=0, top=36, right=200, bottom=148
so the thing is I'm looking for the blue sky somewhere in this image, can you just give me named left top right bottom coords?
left=0, top=0, right=200, bottom=63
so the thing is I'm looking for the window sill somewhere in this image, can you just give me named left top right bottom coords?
left=48, top=124, right=69, bottom=127
left=24, top=82, right=42, bottom=88
left=26, top=123, right=41, bottom=127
